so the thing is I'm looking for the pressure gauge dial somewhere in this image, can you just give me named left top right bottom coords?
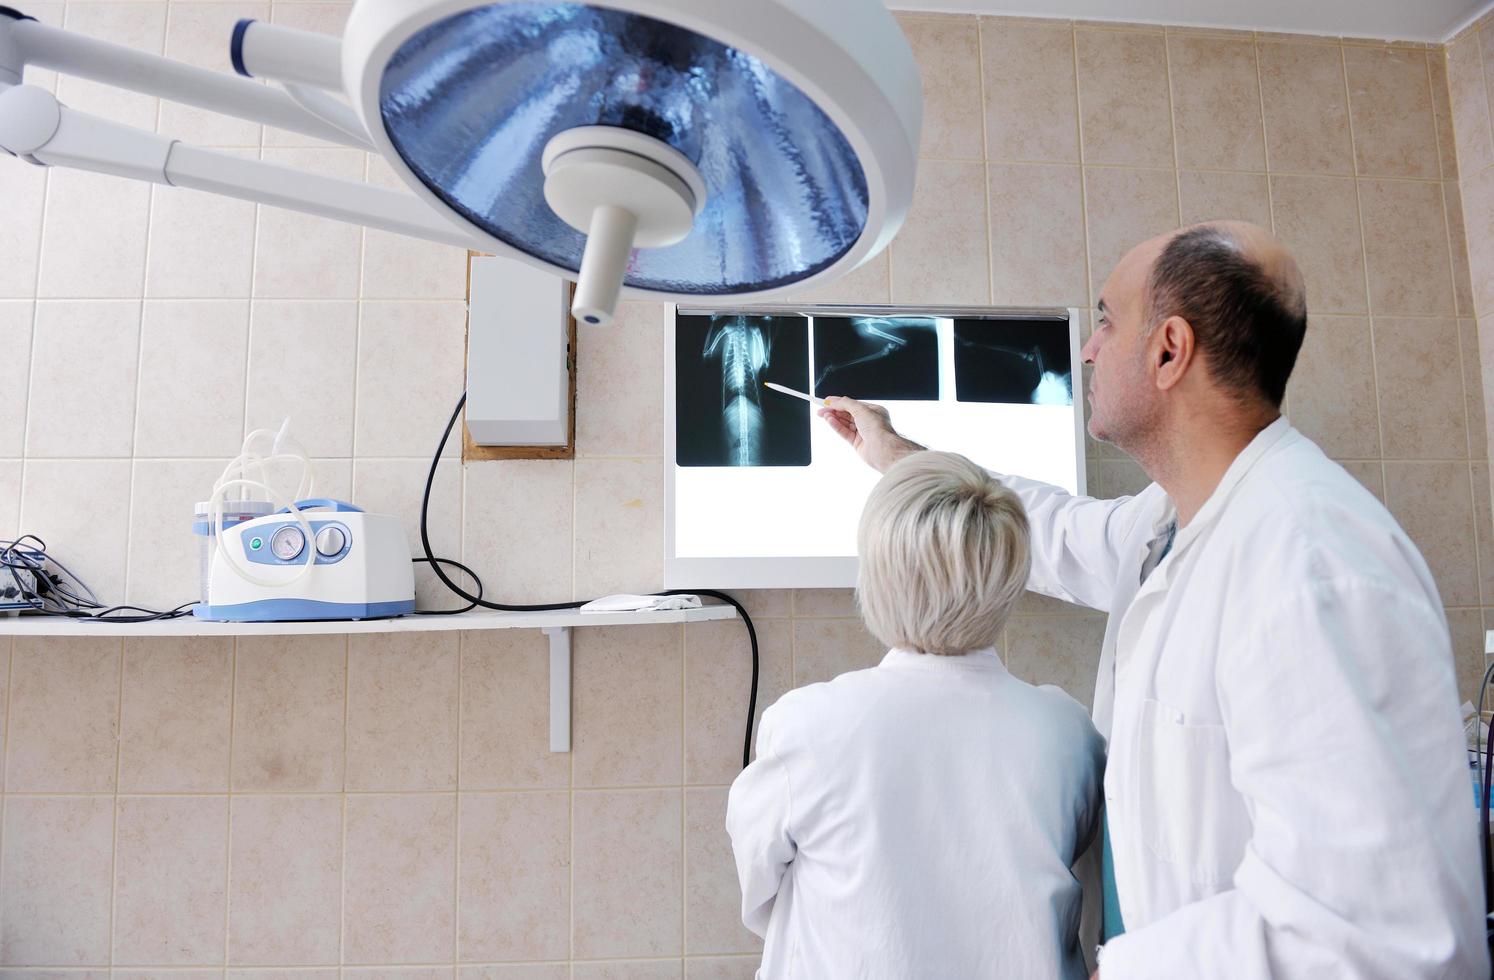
left=270, top=525, right=306, bottom=561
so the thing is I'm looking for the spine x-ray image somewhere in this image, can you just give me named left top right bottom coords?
left=812, top=316, right=939, bottom=400
left=676, top=313, right=813, bottom=467
left=953, top=318, right=1073, bottom=406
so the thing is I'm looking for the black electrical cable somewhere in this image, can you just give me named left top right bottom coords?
left=418, top=391, right=761, bottom=769
left=1480, top=656, right=1494, bottom=920
left=14, top=591, right=198, bottom=622
left=1, top=537, right=197, bottom=622
left=50, top=600, right=199, bottom=623
left=412, top=555, right=483, bottom=615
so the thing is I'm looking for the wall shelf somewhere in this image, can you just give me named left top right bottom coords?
left=0, top=604, right=737, bottom=637
left=0, top=604, right=741, bottom=753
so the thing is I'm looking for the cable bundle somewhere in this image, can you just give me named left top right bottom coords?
left=0, top=535, right=194, bottom=622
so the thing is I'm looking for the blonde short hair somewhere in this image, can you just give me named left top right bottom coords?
left=856, top=451, right=1030, bottom=656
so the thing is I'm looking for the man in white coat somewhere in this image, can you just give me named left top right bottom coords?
left=819, top=221, right=1487, bottom=977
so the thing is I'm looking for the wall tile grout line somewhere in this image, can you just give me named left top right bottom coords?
left=339, top=633, right=350, bottom=969
left=3, top=295, right=489, bottom=304
left=1452, top=155, right=1491, bottom=620
left=223, top=637, right=237, bottom=968
left=680, top=625, right=689, bottom=958
left=243, top=79, right=269, bottom=446
left=453, top=631, right=464, bottom=967
left=957, top=158, right=1442, bottom=181
left=1069, top=23, right=1095, bottom=316
left=572, top=397, right=581, bottom=601
left=120, top=306, right=148, bottom=601
left=1455, top=246, right=1480, bottom=467
left=1453, top=30, right=1494, bottom=317
left=1, top=782, right=756, bottom=796
left=1162, top=32, right=1185, bottom=224
left=1252, top=37, right=1280, bottom=234
left=0, top=640, right=10, bottom=953
left=0, top=953, right=756, bottom=971
left=1466, top=16, right=1493, bottom=516
left=7, top=453, right=671, bottom=464
left=570, top=624, right=577, bottom=966
left=1428, top=48, right=1453, bottom=184
left=349, top=155, right=370, bottom=463
left=975, top=16, right=996, bottom=306
left=15, top=160, right=52, bottom=528
left=1426, top=52, right=1469, bottom=335
left=108, top=638, right=124, bottom=970
left=0, top=782, right=794, bottom=794
left=113, top=6, right=170, bottom=605
left=1338, top=41, right=1392, bottom=497
left=1481, top=22, right=1494, bottom=182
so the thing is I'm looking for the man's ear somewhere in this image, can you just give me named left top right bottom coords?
left=1152, top=315, right=1194, bottom=392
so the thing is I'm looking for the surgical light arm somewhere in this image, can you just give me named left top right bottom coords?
left=0, top=14, right=484, bottom=251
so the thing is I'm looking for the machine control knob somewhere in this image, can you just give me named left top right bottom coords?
left=269, top=525, right=305, bottom=561
left=315, top=525, right=346, bottom=558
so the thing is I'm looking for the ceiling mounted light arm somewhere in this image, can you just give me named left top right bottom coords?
left=0, top=83, right=482, bottom=248
left=277, top=81, right=374, bottom=150
left=226, top=21, right=374, bottom=148
left=168, top=143, right=478, bottom=247
left=230, top=19, right=343, bottom=91
left=0, top=12, right=362, bottom=148
left=0, top=8, right=476, bottom=246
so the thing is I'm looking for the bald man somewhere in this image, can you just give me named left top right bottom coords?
left=821, top=223, right=1487, bottom=978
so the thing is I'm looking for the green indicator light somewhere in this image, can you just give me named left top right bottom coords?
left=249, top=536, right=264, bottom=551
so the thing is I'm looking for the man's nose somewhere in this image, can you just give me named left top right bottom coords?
left=1080, top=333, right=1098, bottom=365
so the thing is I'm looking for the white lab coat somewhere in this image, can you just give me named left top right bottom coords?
left=1001, top=417, right=1486, bottom=978
left=726, top=647, right=1106, bottom=979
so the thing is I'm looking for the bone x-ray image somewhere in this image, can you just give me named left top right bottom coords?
left=811, top=316, right=939, bottom=400
left=675, top=313, right=813, bottom=467
left=953, top=317, right=1074, bottom=406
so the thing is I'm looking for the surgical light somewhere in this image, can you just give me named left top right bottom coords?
left=0, top=0, right=922, bottom=325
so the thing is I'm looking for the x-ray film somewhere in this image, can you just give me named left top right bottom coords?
left=812, top=316, right=939, bottom=400
left=953, top=318, right=1074, bottom=406
left=675, top=313, right=812, bottom=467
left=668, top=307, right=1085, bottom=588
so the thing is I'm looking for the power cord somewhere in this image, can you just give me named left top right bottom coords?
left=415, top=391, right=761, bottom=769
left=1478, top=657, right=1494, bottom=939
left=412, top=555, right=484, bottom=615
left=1, top=535, right=197, bottom=623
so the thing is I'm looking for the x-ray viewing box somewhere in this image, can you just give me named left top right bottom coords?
left=665, top=305, right=1088, bottom=589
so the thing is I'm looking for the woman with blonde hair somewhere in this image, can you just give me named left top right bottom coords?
left=727, top=450, right=1104, bottom=978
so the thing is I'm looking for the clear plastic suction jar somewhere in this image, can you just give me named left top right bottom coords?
left=192, top=499, right=274, bottom=605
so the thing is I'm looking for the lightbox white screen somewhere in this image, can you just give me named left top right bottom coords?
left=671, top=314, right=1082, bottom=562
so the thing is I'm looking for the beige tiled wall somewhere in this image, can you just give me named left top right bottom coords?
left=0, top=4, right=1487, bottom=975
left=1447, top=15, right=1494, bottom=631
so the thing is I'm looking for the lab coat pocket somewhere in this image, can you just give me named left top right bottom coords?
left=1137, top=698, right=1251, bottom=886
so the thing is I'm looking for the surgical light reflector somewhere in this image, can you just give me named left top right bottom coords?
left=344, top=0, right=921, bottom=323
left=380, top=3, right=869, bottom=296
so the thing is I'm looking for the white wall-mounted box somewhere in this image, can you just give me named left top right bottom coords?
left=466, top=255, right=571, bottom=446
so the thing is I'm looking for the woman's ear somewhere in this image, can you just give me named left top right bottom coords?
left=1152, top=315, right=1195, bottom=391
